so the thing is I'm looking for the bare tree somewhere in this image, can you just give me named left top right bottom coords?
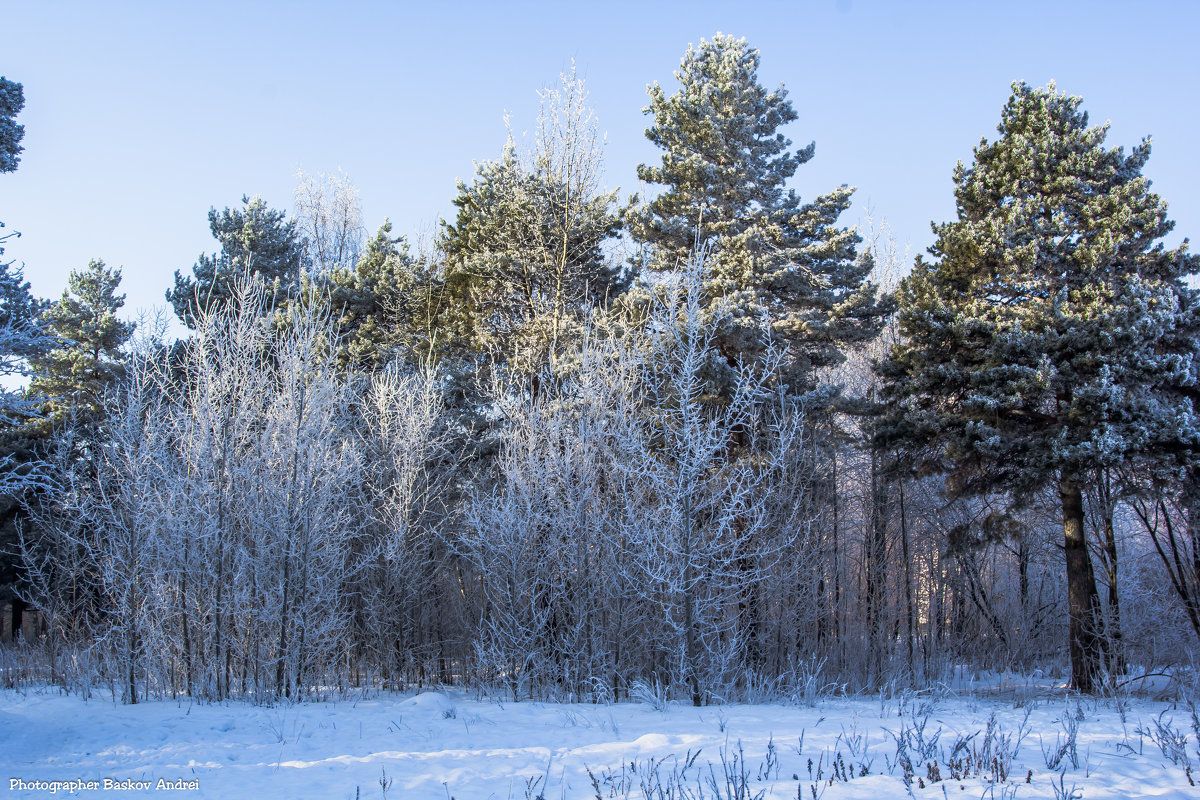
left=293, top=169, right=366, bottom=275
left=454, top=316, right=641, bottom=700
left=24, top=279, right=364, bottom=703
left=354, top=363, right=459, bottom=687
left=612, top=255, right=794, bottom=705
left=20, top=345, right=173, bottom=703
left=529, top=64, right=624, bottom=353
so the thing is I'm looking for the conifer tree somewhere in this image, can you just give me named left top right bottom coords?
left=30, top=259, right=135, bottom=432
left=0, top=259, right=50, bottom=499
left=0, top=75, right=37, bottom=378
left=168, top=196, right=304, bottom=328
left=631, top=34, right=887, bottom=392
left=437, top=69, right=624, bottom=375
left=321, top=220, right=433, bottom=370
left=0, top=77, right=23, bottom=174
left=0, top=257, right=47, bottom=640
left=880, top=82, right=1199, bottom=693
left=0, top=74, right=47, bottom=641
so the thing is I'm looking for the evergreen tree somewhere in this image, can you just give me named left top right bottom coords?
left=631, top=34, right=887, bottom=392
left=0, top=261, right=46, bottom=367
left=437, top=69, right=625, bottom=375
left=0, top=74, right=35, bottom=364
left=0, top=259, right=47, bottom=641
left=29, top=259, right=135, bottom=433
left=0, top=260, right=49, bottom=494
left=880, top=82, right=1199, bottom=693
left=0, top=77, right=23, bottom=174
left=12, top=257, right=132, bottom=644
left=320, top=220, right=432, bottom=370
left=0, top=74, right=46, bottom=640
left=168, top=195, right=304, bottom=328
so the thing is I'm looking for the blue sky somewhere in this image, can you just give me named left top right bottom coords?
left=3, top=1, right=1198, bottom=325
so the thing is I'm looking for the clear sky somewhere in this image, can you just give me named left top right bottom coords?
left=3, top=0, right=1198, bottom=327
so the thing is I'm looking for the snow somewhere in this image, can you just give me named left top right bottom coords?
left=1, top=686, right=1197, bottom=799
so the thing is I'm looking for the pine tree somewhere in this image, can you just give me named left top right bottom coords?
left=320, top=220, right=432, bottom=370
left=631, top=34, right=887, bottom=392
left=880, top=82, right=1199, bottom=693
left=30, top=259, right=135, bottom=433
left=0, top=259, right=47, bottom=640
left=0, top=74, right=46, bottom=641
left=0, top=77, right=23, bottom=174
left=168, top=195, right=304, bottom=328
left=0, top=74, right=36, bottom=376
left=0, top=260, right=49, bottom=495
left=437, top=69, right=625, bottom=375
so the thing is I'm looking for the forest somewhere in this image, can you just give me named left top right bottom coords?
left=1, top=33, right=1198, bottom=709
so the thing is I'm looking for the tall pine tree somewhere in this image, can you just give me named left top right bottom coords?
left=0, top=74, right=46, bottom=641
left=631, top=34, right=887, bottom=393
left=880, top=82, right=1199, bottom=693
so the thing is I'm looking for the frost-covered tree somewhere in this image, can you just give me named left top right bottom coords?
left=319, top=220, right=431, bottom=370
left=0, top=262, right=51, bottom=642
left=631, top=34, right=887, bottom=392
left=438, top=68, right=625, bottom=374
left=293, top=169, right=365, bottom=275
left=880, top=82, right=1199, bottom=693
left=455, top=258, right=814, bottom=703
left=21, top=358, right=170, bottom=702
left=0, top=261, right=47, bottom=431
left=168, top=196, right=304, bottom=328
left=613, top=255, right=796, bottom=705
left=455, top=317, right=642, bottom=700
left=0, top=77, right=23, bottom=174
left=0, top=75, right=51, bottom=642
left=0, top=76, right=41, bottom=437
left=29, top=259, right=135, bottom=433
left=354, top=363, right=460, bottom=686
left=26, top=279, right=364, bottom=701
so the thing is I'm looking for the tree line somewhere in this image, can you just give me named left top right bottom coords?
left=1, top=34, right=1197, bottom=704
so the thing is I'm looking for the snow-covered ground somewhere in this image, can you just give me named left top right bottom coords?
left=1, top=685, right=1197, bottom=799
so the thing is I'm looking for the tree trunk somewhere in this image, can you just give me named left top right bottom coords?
left=1060, top=475, right=1106, bottom=693
left=1186, top=485, right=1200, bottom=636
left=829, top=448, right=842, bottom=659
left=1098, top=485, right=1125, bottom=677
left=866, top=447, right=888, bottom=686
left=9, top=595, right=25, bottom=642
left=898, top=478, right=916, bottom=677
left=684, top=558, right=701, bottom=707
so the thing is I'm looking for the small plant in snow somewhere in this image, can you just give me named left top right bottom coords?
left=1139, top=710, right=1192, bottom=769
left=378, top=766, right=392, bottom=800
left=704, top=740, right=765, bottom=800
left=1050, top=769, right=1083, bottom=800
left=1041, top=713, right=1080, bottom=770
left=756, top=735, right=779, bottom=781
left=630, top=678, right=670, bottom=712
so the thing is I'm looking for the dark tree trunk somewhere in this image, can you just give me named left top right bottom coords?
left=684, top=558, right=701, bottom=707
left=1186, top=486, right=1200, bottom=636
left=898, top=478, right=916, bottom=676
left=866, top=447, right=888, bottom=686
left=1097, top=479, right=1125, bottom=677
left=1060, top=475, right=1106, bottom=693
left=10, top=595, right=25, bottom=642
